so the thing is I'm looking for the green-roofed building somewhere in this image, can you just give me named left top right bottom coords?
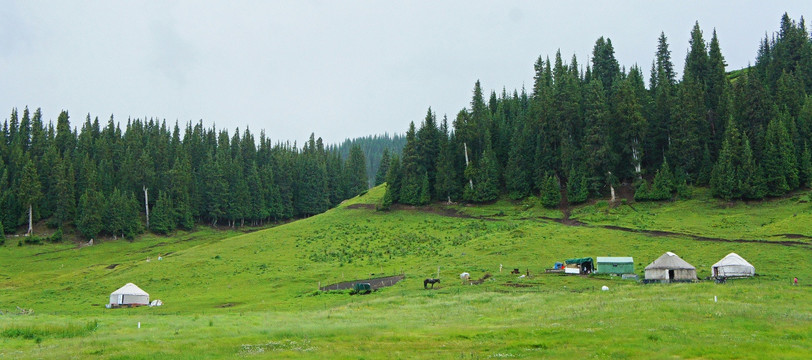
left=596, top=257, right=634, bottom=275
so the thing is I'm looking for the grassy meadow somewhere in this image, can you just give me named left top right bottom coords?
left=1, top=186, right=810, bottom=359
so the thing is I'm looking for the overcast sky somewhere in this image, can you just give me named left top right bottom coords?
left=2, top=1, right=811, bottom=145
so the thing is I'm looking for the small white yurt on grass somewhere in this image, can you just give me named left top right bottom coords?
left=109, top=283, right=149, bottom=307
left=711, top=253, right=755, bottom=278
left=644, top=252, right=697, bottom=282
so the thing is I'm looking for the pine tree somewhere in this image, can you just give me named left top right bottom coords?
left=707, top=29, right=730, bottom=155
left=710, top=119, right=744, bottom=200
left=378, top=182, right=394, bottom=211
left=169, top=153, right=194, bottom=229
left=150, top=191, right=175, bottom=234
left=399, top=122, right=422, bottom=205
left=763, top=116, right=793, bottom=196
left=613, top=77, right=647, bottom=179
left=669, top=77, right=706, bottom=181
left=697, top=144, right=713, bottom=186
left=505, top=122, right=532, bottom=200
left=684, top=22, right=709, bottom=84
left=122, top=191, right=143, bottom=239
left=416, top=108, right=441, bottom=199
left=18, top=159, right=42, bottom=235
left=374, top=148, right=391, bottom=186
left=471, top=139, right=500, bottom=203
left=645, top=32, right=676, bottom=171
left=434, top=119, right=459, bottom=202
left=203, top=153, right=228, bottom=225
left=76, top=189, right=103, bottom=239
left=345, top=144, right=367, bottom=197
left=582, top=78, right=614, bottom=194
left=326, top=152, right=345, bottom=206
left=54, top=159, right=76, bottom=227
left=295, top=135, right=329, bottom=216
left=591, top=37, right=621, bottom=94
left=566, top=165, right=589, bottom=204
left=799, top=144, right=812, bottom=188
left=742, top=135, right=767, bottom=199
left=540, top=174, right=561, bottom=208
left=103, top=189, right=126, bottom=237
left=634, top=179, right=651, bottom=201
left=650, top=159, right=674, bottom=200
left=383, top=155, right=402, bottom=204
left=418, top=171, right=431, bottom=205
left=732, top=72, right=773, bottom=162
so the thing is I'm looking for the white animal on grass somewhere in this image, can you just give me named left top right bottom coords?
left=460, top=272, right=470, bottom=283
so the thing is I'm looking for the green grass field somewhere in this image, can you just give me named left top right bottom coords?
left=1, top=186, right=811, bottom=359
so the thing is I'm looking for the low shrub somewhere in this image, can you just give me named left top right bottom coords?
left=24, top=236, right=43, bottom=245
left=48, top=228, right=64, bottom=243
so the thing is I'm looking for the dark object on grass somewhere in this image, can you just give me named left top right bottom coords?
left=352, top=283, right=372, bottom=294
left=424, top=278, right=440, bottom=289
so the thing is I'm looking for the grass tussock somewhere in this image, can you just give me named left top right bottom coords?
left=1, top=320, right=98, bottom=340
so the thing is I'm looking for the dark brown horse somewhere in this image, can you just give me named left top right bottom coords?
left=424, top=278, right=440, bottom=289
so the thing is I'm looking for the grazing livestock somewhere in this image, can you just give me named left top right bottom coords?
left=460, top=272, right=470, bottom=284
left=424, top=278, right=440, bottom=289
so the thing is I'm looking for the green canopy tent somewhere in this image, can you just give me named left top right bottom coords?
left=564, top=257, right=594, bottom=274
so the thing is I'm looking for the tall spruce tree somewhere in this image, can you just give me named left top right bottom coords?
left=582, top=78, right=614, bottom=194
left=591, top=37, right=621, bottom=95
left=18, top=158, right=42, bottom=235
left=150, top=190, right=175, bottom=234
left=399, top=122, right=422, bottom=205
left=434, top=118, right=459, bottom=202
left=706, top=29, right=730, bottom=156
left=762, top=115, right=797, bottom=196
left=540, top=174, right=561, bottom=208
left=345, top=145, right=368, bottom=197
left=375, top=148, right=391, bottom=186
left=416, top=108, right=440, bottom=199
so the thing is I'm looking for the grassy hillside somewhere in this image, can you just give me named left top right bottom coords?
left=1, top=186, right=810, bottom=359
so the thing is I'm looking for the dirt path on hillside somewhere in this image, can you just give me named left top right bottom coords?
left=348, top=201, right=809, bottom=247
left=319, top=275, right=405, bottom=291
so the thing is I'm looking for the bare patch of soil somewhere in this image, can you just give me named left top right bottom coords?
left=216, top=302, right=239, bottom=308
left=777, top=233, right=812, bottom=240
left=319, top=275, right=405, bottom=291
left=501, top=283, right=534, bottom=288
left=346, top=203, right=376, bottom=210
left=469, top=273, right=492, bottom=285
left=106, top=264, right=119, bottom=269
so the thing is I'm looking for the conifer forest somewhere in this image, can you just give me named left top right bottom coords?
left=1, top=14, right=811, bottom=239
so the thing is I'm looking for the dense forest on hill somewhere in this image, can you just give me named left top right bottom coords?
left=380, top=14, right=812, bottom=209
left=0, top=112, right=377, bottom=239
left=335, top=134, right=406, bottom=187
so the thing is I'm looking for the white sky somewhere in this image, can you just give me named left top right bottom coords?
left=2, top=1, right=811, bottom=145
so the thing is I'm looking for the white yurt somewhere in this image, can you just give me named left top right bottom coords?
left=109, top=283, right=149, bottom=307
left=644, top=252, right=697, bottom=281
left=711, top=253, right=755, bottom=278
